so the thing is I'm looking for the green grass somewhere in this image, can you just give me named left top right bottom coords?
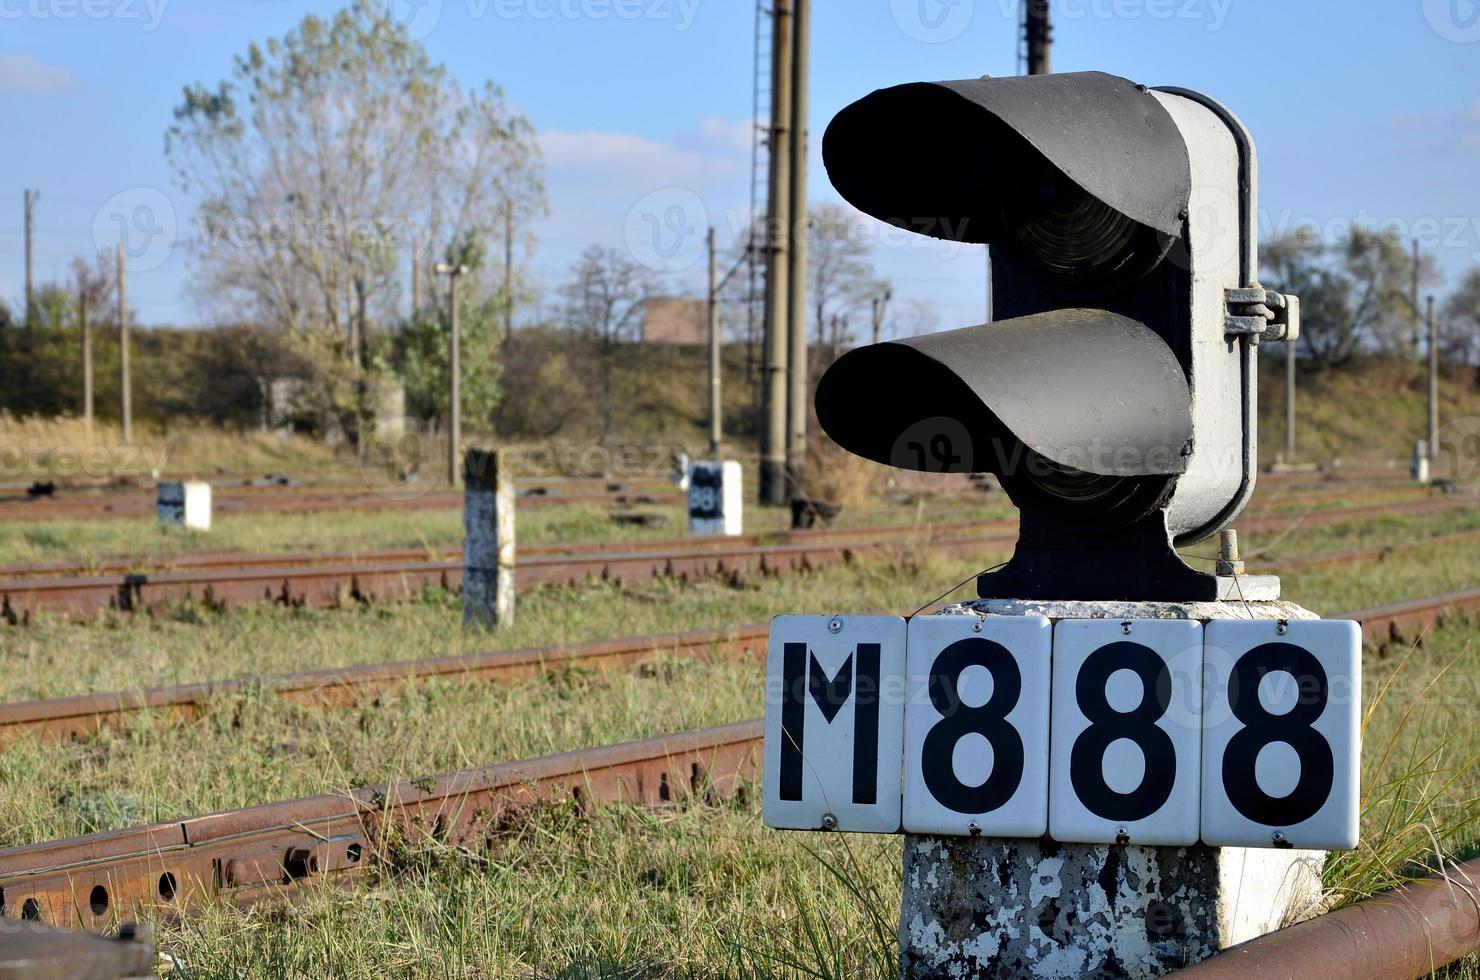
left=1, top=497, right=1479, bottom=976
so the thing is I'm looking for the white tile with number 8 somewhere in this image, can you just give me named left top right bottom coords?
left=902, top=614, right=1052, bottom=837
left=1200, top=619, right=1360, bottom=850
left=1049, top=620, right=1203, bottom=845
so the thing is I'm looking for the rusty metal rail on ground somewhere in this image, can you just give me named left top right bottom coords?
left=0, top=585, right=1475, bottom=929
left=0, top=579, right=1468, bottom=748
left=1167, top=855, right=1480, bottom=979
left=0, top=483, right=684, bottom=523
left=0, top=520, right=1011, bottom=622
left=0, top=625, right=770, bottom=746
left=3, top=494, right=1474, bottom=623
left=0, top=720, right=764, bottom=930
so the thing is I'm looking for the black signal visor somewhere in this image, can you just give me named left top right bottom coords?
left=821, top=71, right=1191, bottom=248
left=813, top=309, right=1193, bottom=479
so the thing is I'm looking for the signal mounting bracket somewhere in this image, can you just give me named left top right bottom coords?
left=1225, top=286, right=1300, bottom=343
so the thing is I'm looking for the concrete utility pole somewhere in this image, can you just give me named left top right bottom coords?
left=1284, top=335, right=1296, bottom=460
left=23, top=190, right=38, bottom=327
left=707, top=226, right=722, bottom=455
left=435, top=262, right=468, bottom=486
left=1411, top=238, right=1421, bottom=356
left=504, top=202, right=515, bottom=345
left=411, top=251, right=422, bottom=314
left=116, top=243, right=132, bottom=443
left=80, top=284, right=94, bottom=428
left=1427, top=294, right=1439, bottom=459
left=872, top=289, right=891, bottom=346
left=1025, top=0, right=1052, bottom=76
left=785, top=0, right=811, bottom=501
left=760, top=0, right=794, bottom=506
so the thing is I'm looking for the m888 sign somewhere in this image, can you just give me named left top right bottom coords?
left=762, top=614, right=1360, bottom=850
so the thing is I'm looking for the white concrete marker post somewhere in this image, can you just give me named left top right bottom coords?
left=897, top=598, right=1331, bottom=979
left=156, top=481, right=211, bottom=531
left=1413, top=440, right=1431, bottom=485
left=688, top=460, right=742, bottom=536
left=462, top=448, right=515, bottom=629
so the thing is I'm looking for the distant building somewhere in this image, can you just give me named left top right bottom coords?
left=641, top=297, right=707, bottom=344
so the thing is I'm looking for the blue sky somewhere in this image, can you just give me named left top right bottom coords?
left=1, top=0, right=1478, bottom=333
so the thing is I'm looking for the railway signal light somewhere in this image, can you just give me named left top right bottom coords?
left=814, top=71, right=1298, bottom=600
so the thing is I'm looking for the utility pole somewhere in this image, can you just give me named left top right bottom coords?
left=116, top=243, right=132, bottom=443
left=760, top=0, right=794, bottom=506
left=1410, top=238, right=1421, bottom=356
left=785, top=0, right=811, bottom=502
left=708, top=227, right=722, bottom=455
left=80, top=282, right=94, bottom=428
left=411, top=251, right=422, bottom=315
left=1284, top=335, right=1296, bottom=461
left=872, top=289, right=891, bottom=346
left=504, top=202, right=515, bottom=346
left=1427, top=293, right=1439, bottom=460
left=435, top=262, right=468, bottom=486
left=23, top=190, right=38, bottom=327
left=1025, top=0, right=1052, bottom=76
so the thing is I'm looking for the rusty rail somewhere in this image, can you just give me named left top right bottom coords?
left=1168, top=856, right=1480, bottom=979
left=0, top=583, right=1475, bottom=930
left=0, top=574, right=1471, bottom=748
left=0, top=485, right=684, bottom=523
left=5, top=494, right=1474, bottom=624
left=0, top=625, right=769, bottom=746
left=0, top=521, right=1014, bottom=622
left=0, top=720, right=763, bottom=930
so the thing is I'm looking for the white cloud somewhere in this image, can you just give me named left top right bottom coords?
left=1389, top=102, right=1480, bottom=155
left=0, top=54, right=75, bottom=95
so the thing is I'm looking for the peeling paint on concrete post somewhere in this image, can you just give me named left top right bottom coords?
left=899, top=598, right=1328, bottom=979
left=463, top=448, right=514, bottom=629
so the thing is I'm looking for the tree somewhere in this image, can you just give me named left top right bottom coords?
left=165, top=1, right=544, bottom=437
left=1443, top=267, right=1480, bottom=371
left=394, top=236, right=504, bottom=431
left=806, top=203, right=889, bottom=364
left=559, top=244, right=661, bottom=435
left=1262, top=226, right=1435, bottom=369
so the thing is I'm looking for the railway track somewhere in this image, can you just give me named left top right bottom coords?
left=0, top=576, right=1470, bottom=749
left=0, top=482, right=684, bottom=523
left=2, top=493, right=1473, bottom=622
left=0, top=582, right=1475, bottom=929
left=0, top=519, right=1009, bottom=621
